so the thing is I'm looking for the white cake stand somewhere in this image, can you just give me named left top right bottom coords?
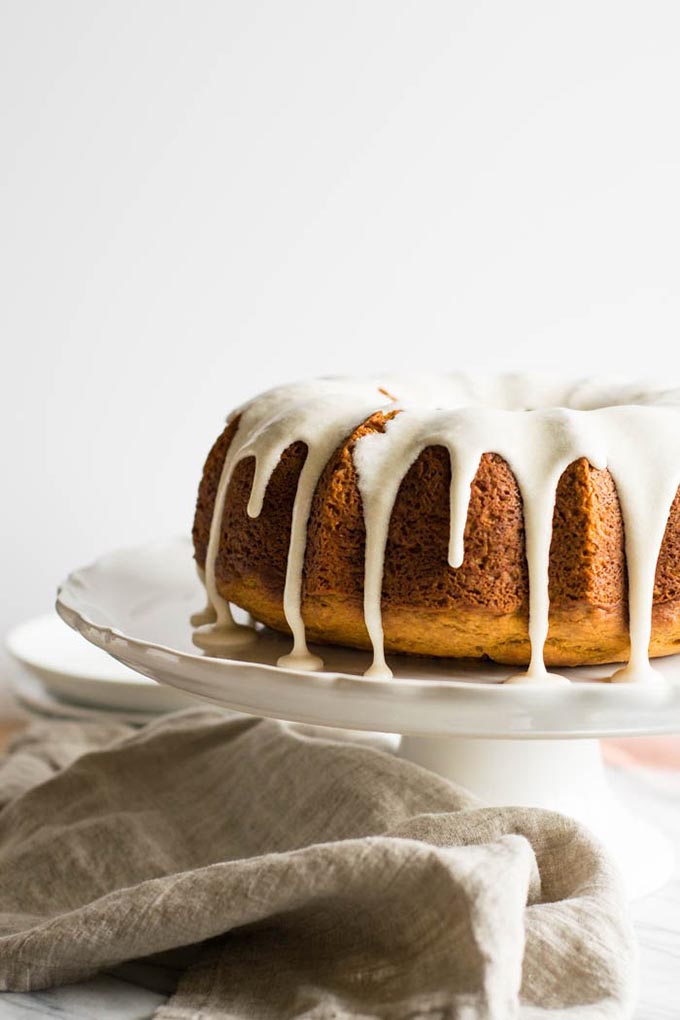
left=56, top=538, right=680, bottom=898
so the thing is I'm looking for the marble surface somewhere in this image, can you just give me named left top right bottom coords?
left=0, top=751, right=677, bottom=1019
left=622, top=763, right=680, bottom=1019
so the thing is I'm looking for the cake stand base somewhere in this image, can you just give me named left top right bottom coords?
left=399, top=735, right=673, bottom=899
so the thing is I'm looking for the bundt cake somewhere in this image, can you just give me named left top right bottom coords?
left=191, top=375, right=680, bottom=683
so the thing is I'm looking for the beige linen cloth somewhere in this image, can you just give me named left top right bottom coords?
left=0, top=708, right=636, bottom=1019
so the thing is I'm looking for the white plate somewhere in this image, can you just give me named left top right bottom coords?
left=9, top=670, right=160, bottom=725
left=6, top=613, right=198, bottom=715
left=55, top=537, right=680, bottom=739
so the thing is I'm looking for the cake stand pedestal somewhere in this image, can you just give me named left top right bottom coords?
left=56, top=538, right=680, bottom=899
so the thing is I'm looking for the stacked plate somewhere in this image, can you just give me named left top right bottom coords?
left=6, top=614, right=198, bottom=724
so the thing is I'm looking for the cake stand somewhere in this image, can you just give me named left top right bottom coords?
left=56, top=538, right=680, bottom=898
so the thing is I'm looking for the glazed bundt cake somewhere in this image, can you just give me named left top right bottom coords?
left=192, top=375, right=680, bottom=683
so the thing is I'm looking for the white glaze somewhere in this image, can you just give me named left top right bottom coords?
left=194, top=374, right=680, bottom=684
left=193, top=380, right=382, bottom=666
left=190, top=565, right=217, bottom=628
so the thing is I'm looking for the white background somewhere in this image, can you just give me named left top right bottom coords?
left=3, top=1, right=680, bottom=708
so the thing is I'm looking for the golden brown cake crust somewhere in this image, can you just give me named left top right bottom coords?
left=192, top=412, right=680, bottom=666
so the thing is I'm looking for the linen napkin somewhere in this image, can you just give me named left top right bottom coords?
left=0, top=708, right=636, bottom=1019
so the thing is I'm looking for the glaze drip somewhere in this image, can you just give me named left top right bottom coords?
left=193, top=380, right=384, bottom=665
left=190, top=565, right=217, bottom=628
left=194, top=374, right=680, bottom=683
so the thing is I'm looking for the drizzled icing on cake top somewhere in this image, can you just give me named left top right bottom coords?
left=193, top=374, right=680, bottom=683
